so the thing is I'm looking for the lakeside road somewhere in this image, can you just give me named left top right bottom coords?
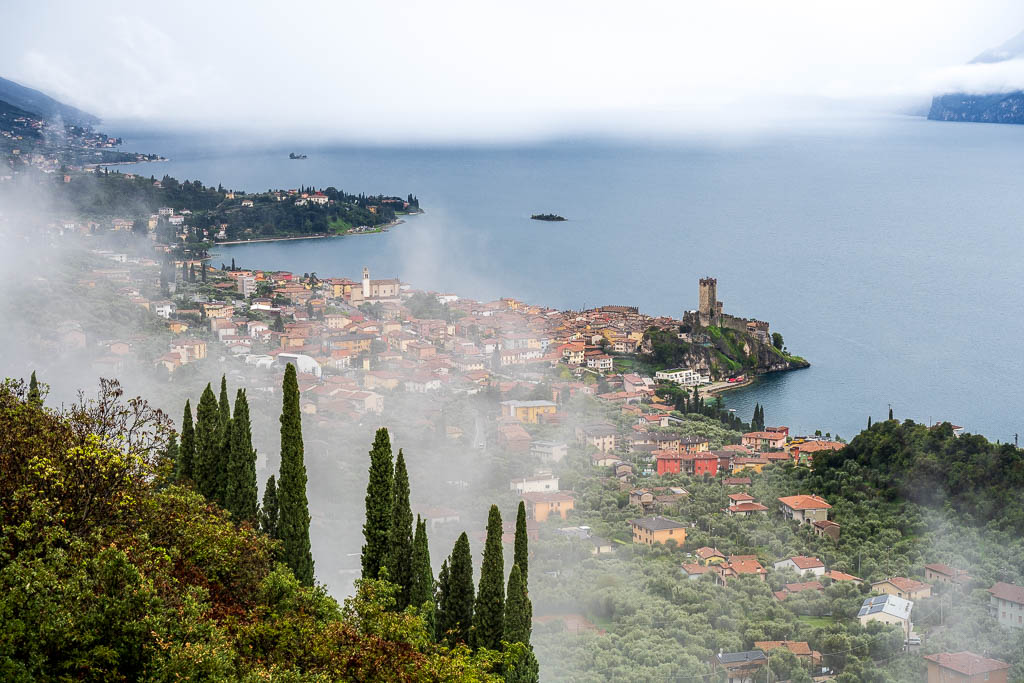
left=701, top=376, right=755, bottom=398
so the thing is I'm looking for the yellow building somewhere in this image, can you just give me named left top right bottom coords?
left=630, top=516, right=687, bottom=546
left=500, top=399, right=557, bottom=424
left=522, top=492, right=574, bottom=522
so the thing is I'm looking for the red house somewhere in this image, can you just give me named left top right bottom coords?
left=694, top=453, right=719, bottom=477
left=655, top=452, right=683, bottom=476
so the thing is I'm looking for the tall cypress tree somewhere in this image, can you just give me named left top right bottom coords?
left=178, top=400, right=196, bottom=482
left=503, top=564, right=532, bottom=646
left=514, top=501, right=529, bottom=586
left=386, top=449, right=414, bottom=608
left=277, top=363, right=313, bottom=585
left=28, top=371, right=41, bottom=405
left=226, top=389, right=258, bottom=523
left=214, top=375, right=232, bottom=506
left=361, top=428, right=394, bottom=580
left=473, top=505, right=505, bottom=651
left=435, top=558, right=451, bottom=642
left=411, top=516, right=434, bottom=609
left=260, top=475, right=279, bottom=538
left=442, top=532, right=474, bottom=646
left=411, top=516, right=435, bottom=634
left=194, top=384, right=221, bottom=502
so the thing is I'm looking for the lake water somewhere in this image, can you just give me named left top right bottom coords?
left=119, top=118, right=1024, bottom=442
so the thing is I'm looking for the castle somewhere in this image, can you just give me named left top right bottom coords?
left=688, top=277, right=770, bottom=343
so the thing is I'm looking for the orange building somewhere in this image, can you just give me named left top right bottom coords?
left=522, top=492, right=574, bottom=522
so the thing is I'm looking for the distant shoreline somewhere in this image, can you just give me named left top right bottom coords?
left=214, top=218, right=406, bottom=246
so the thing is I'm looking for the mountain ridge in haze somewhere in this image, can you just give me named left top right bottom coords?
left=0, top=75, right=98, bottom=126
left=929, top=29, right=1024, bottom=124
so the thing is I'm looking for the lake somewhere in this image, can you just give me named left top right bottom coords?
left=119, top=118, right=1024, bottom=442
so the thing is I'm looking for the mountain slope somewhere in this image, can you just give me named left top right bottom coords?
left=0, top=75, right=98, bottom=126
left=928, top=30, right=1024, bottom=124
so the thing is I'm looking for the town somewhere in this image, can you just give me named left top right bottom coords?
left=55, top=232, right=1022, bottom=680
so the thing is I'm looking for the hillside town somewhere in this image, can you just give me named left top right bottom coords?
left=57, top=240, right=1022, bottom=679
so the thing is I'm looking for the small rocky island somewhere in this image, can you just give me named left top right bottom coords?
left=531, top=213, right=566, bottom=221
left=288, top=152, right=307, bottom=159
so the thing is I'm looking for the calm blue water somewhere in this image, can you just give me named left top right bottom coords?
left=118, top=119, right=1024, bottom=442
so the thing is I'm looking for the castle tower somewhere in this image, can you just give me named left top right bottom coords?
left=698, top=277, right=718, bottom=326
left=362, top=266, right=370, bottom=299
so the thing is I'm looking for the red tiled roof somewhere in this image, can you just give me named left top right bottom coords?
left=778, top=494, right=831, bottom=510
left=787, top=555, right=824, bottom=570
left=875, top=576, right=929, bottom=593
left=988, top=581, right=1024, bottom=605
left=728, top=502, right=769, bottom=512
left=923, top=652, right=1010, bottom=675
left=754, top=640, right=812, bottom=656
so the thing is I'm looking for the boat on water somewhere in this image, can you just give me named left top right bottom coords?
left=288, top=152, right=308, bottom=160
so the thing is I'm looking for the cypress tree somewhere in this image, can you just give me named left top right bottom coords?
left=443, top=532, right=474, bottom=646
left=28, top=371, right=41, bottom=405
left=411, top=516, right=434, bottom=609
left=867, top=416, right=872, bottom=429
left=162, top=433, right=179, bottom=480
left=889, top=406, right=894, bottom=421
left=194, top=384, right=221, bottom=502
left=260, top=475, right=279, bottom=538
left=434, top=558, right=451, bottom=642
left=361, top=427, right=394, bottom=580
left=178, top=400, right=195, bottom=482
left=226, top=389, right=258, bottom=523
left=277, top=363, right=314, bottom=585
left=514, top=501, right=529, bottom=586
left=473, top=505, right=505, bottom=651
left=386, top=449, right=414, bottom=608
left=215, top=376, right=232, bottom=505
left=503, top=564, right=532, bottom=646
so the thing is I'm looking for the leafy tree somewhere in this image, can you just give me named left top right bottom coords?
left=439, top=533, right=474, bottom=646
left=772, top=332, right=784, bottom=350
left=194, top=384, right=221, bottom=501
left=474, top=505, right=505, bottom=651
left=226, top=389, right=258, bottom=523
left=260, top=475, right=279, bottom=538
left=277, top=364, right=313, bottom=585
left=514, top=501, right=529, bottom=586
left=503, top=564, right=531, bottom=646
left=362, top=428, right=394, bottom=580
left=387, top=450, right=415, bottom=609
left=177, top=399, right=195, bottom=481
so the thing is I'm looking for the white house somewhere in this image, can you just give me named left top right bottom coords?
left=154, top=302, right=175, bottom=319
left=773, top=556, right=826, bottom=577
left=278, top=352, right=322, bottom=378
left=655, top=367, right=709, bottom=387
left=531, top=440, right=568, bottom=462
left=858, top=594, right=913, bottom=639
left=510, top=474, right=559, bottom=494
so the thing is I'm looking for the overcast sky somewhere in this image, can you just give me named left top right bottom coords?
left=5, top=1, right=1024, bottom=142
